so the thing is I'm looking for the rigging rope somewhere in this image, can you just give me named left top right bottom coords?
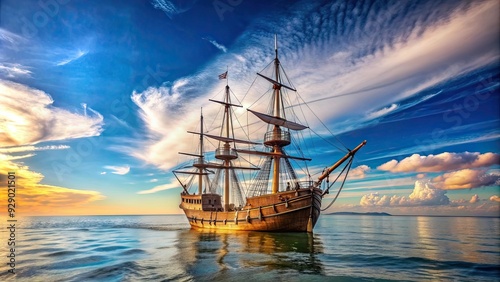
left=287, top=89, right=349, bottom=152
left=240, top=59, right=273, bottom=106
left=320, top=156, right=354, bottom=211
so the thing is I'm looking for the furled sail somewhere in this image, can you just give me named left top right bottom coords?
left=256, top=73, right=296, bottom=91
left=172, top=170, right=210, bottom=175
left=178, top=152, right=204, bottom=158
left=247, top=109, right=308, bottom=131
left=208, top=99, right=243, bottom=108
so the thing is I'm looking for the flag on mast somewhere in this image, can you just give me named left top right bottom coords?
left=218, top=71, right=228, bottom=80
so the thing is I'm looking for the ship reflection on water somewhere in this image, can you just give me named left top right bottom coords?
left=174, top=229, right=325, bottom=279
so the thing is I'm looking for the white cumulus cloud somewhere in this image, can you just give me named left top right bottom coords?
left=470, top=194, right=479, bottom=204
left=360, top=180, right=450, bottom=207
left=349, top=165, right=371, bottom=179
left=432, top=169, right=500, bottom=190
left=378, top=152, right=499, bottom=173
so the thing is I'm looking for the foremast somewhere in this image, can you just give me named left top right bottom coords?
left=208, top=77, right=259, bottom=210
left=173, top=109, right=211, bottom=195
left=212, top=82, right=242, bottom=211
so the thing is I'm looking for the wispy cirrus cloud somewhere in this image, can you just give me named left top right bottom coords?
left=0, top=28, right=26, bottom=49
left=126, top=78, right=204, bottom=170
left=0, top=153, right=36, bottom=161
left=0, top=79, right=104, bottom=146
left=0, top=63, right=32, bottom=78
left=137, top=180, right=179, bottom=194
left=104, top=165, right=130, bottom=175
left=56, top=49, right=88, bottom=66
left=151, top=0, right=197, bottom=19
left=363, top=121, right=500, bottom=162
left=0, top=145, right=70, bottom=162
left=366, top=104, right=398, bottom=120
left=0, top=145, right=70, bottom=153
left=203, top=37, right=228, bottom=53
left=281, top=0, right=499, bottom=129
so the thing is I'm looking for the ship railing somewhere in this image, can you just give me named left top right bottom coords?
left=297, top=180, right=315, bottom=189
left=264, top=130, right=291, bottom=146
left=193, top=159, right=204, bottom=165
left=215, top=147, right=238, bottom=160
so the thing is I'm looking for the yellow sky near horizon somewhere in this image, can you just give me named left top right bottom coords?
left=0, top=157, right=184, bottom=216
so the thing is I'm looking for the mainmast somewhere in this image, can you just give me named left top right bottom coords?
left=271, top=34, right=282, bottom=194
left=242, top=35, right=309, bottom=196
left=220, top=84, right=234, bottom=211
left=273, top=34, right=280, bottom=119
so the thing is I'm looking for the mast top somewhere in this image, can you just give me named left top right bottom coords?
left=225, top=65, right=228, bottom=86
left=274, top=34, right=278, bottom=59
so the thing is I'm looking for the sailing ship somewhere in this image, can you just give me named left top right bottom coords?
left=174, top=36, right=366, bottom=232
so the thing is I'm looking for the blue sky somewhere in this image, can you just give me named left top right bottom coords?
left=0, top=0, right=498, bottom=216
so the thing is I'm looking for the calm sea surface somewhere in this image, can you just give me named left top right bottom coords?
left=0, top=215, right=498, bottom=281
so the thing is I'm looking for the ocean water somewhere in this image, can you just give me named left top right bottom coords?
left=0, top=215, right=498, bottom=281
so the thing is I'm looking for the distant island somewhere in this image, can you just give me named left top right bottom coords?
left=327, top=212, right=392, bottom=216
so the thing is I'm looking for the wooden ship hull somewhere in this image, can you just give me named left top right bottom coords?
left=180, top=188, right=322, bottom=232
